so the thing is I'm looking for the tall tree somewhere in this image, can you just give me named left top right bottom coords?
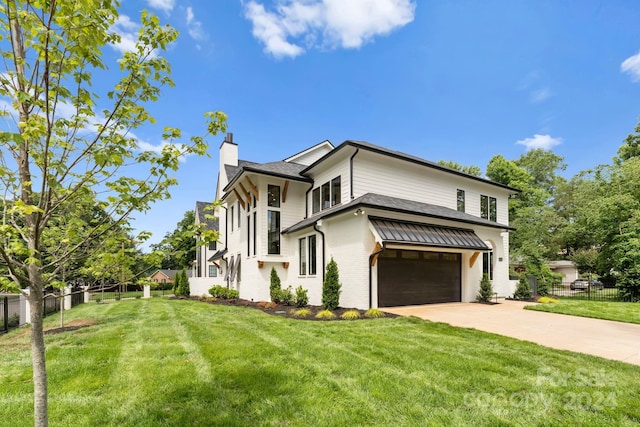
left=437, top=159, right=482, bottom=176
left=151, top=209, right=197, bottom=269
left=0, top=2, right=226, bottom=425
left=617, top=115, right=640, bottom=161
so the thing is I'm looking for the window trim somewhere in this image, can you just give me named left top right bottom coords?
left=299, top=237, right=307, bottom=275
left=267, top=210, right=281, bottom=255
left=457, top=189, right=465, bottom=212
left=268, top=184, right=281, bottom=208
left=308, top=234, right=317, bottom=275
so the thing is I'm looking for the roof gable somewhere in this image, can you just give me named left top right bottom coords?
left=284, top=140, right=335, bottom=165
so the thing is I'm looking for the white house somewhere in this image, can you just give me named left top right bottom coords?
left=192, top=133, right=518, bottom=309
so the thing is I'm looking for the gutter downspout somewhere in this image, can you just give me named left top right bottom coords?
left=221, top=205, right=228, bottom=288
left=368, top=242, right=386, bottom=309
left=349, top=148, right=359, bottom=200
left=313, top=222, right=326, bottom=283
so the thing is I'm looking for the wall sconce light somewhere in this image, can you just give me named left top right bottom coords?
left=354, top=208, right=365, bottom=216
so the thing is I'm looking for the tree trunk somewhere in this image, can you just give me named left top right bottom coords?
left=28, top=274, right=48, bottom=427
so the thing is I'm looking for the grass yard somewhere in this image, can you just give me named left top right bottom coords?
left=525, top=299, right=640, bottom=324
left=1, top=299, right=639, bottom=426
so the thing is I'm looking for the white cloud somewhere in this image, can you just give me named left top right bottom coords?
left=146, top=0, right=175, bottom=14
left=530, top=87, right=552, bottom=104
left=516, top=134, right=563, bottom=151
left=621, top=51, right=640, bottom=82
left=110, top=15, right=140, bottom=54
left=244, top=0, right=416, bottom=58
left=186, top=6, right=206, bottom=42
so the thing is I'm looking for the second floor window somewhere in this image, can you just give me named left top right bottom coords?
left=457, top=189, right=465, bottom=212
left=268, top=185, right=280, bottom=207
left=480, top=195, right=497, bottom=222
left=312, top=176, right=341, bottom=214
left=268, top=210, right=280, bottom=254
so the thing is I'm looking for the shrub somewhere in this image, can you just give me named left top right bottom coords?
left=322, top=258, right=341, bottom=310
left=115, top=294, right=121, bottom=301
left=175, top=269, right=190, bottom=297
left=365, top=308, right=386, bottom=318
left=294, top=285, right=309, bottom=308
left=291, top=308, right=311, bottom=318
left=617, top=270, right=640, bottom=302
left=270, top=267, right=281, bottom=302
left=341, top=310, right=361, bottom=320
left=315, top=309, right=336, bottom=320
left=476, top=273, right=494, bottom=303
left=513, top=275, right=532, bottom=300
left=257, top=301, right=277, bottom=309
left=209, top=285, right=238, bottom=300
left=537, top=296, right=558, bottom=304
left=227, top=289, right=239, bottom=299
left=281, top=286, right=294, bottom=305
left=95, top=298, right=101, bottom=304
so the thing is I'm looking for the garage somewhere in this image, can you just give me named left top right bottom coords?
left=378, top=250, right=461, bottom=307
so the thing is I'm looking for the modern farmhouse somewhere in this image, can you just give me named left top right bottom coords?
left=190, top=133, right=518, bottom=309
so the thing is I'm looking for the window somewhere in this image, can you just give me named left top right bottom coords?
left=237, top=201, right=241, bottom=228
left=299, top=235, right=317, bottom=276
left=253, top=212, right=257, bottom=256
left=312, top=188, right=320, bottom=213
left=267, top=210, right=280, bottom=254
left=308, top=235, right=316, bottom=275
left=321, top=182, right=330, bottom=210
left=457, top=189, right=465, bottom=212
left=331, top=177, right=341, bottom=206
left=247, top=214, right=251, bottom=256
left=483, top=252, right=494, bottom=280
left=268, top=185, right=280, bottom=207
left=299, top=238, right=307, bottom=275
left=208, top=241, right=217, bottom=251
left=481, top=195, right=497, bottom=222
left=489, top=197, right=497, bottom=222
left=209, top=265, right=217, bottom=277
left=230, top=205, right=234, bottom=231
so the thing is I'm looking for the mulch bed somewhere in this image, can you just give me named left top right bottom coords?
left=172, top=296, right=399, bottom=321
left=45, top=319, right=97, bottom=335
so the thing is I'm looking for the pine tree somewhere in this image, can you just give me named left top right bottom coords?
left=322, top=258, right=342, bottom=310
left=477, top=273, right=494, bottom=303
left=513, top=274, right=532, bottom=300
left=270, top=267, right=281, bottom=302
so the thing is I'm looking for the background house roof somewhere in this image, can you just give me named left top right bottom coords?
left=283, top=193, right=514, bottom=234
left=195, top=201, right=218, bottom=231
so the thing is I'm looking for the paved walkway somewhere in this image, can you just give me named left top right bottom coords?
left=384, top=300, right=640, bottom=366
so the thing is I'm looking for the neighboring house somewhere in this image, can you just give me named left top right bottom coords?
left=150, top=269, right=193, bottom=286
left=192, top=133, right=518, bottom=309
left=548, top=260, right=579, bottom=283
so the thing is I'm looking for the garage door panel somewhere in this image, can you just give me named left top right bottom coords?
left=378, top=250, right=461, bottom=307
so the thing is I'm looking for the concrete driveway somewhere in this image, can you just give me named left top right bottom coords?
left=384, top=300, right=640, bottom=366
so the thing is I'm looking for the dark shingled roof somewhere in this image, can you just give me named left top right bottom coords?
left=370, top=217, right=490, bottom=251
left=301, top=140, right=520, bottom=193
left=223, top=159, right=311, bottom=192
left=283, top=193, right=514, bottom=234
left=154, top=269, right=193, bottom=279
left=195, top=201, right=218, bottom=231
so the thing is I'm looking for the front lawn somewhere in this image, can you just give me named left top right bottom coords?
left=525, top=299, right=640, bottom=324
left=1, top=299, right=639, bottom=426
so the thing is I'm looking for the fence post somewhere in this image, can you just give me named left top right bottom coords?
left=2, top=296, right=7, bottom=333
left=64, top=286, right=72, bottom=310
left=22, top=288, right=31, bottom=325
left=83, top=286, right=90, bottom=303
left=143, top=285, right=151, bottom=299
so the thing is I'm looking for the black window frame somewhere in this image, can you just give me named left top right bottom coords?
left=299, top=237, right=307, bottom=275
left=331, top=176, right=341, bottom=206
left=457, top=189, right=465, bottom=212
left=312, top=188, right=320, bottom=214
left=267, top=210, right=280, bottom=255
left=268, top=184, right=281, bottom=208
left=209, top=265, right=217, bottom=278
left=321, top=182, right=330, bottom=210
left=489, top=197, right=497, bottom=222
left=480, top=195, right=488, bottom=219
left=308, top=234, right=317, bottom=275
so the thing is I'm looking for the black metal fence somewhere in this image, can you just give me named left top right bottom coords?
left=549, top=282, right=623, bottom=302
left=1, top=295, right=21, bottom=334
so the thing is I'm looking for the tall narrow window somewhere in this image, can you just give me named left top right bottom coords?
left=299, top=237, right=307, bottom=275
left=480, top=195, right=488, bottom=219
left=268, top=185, right=280, bottom=207
left=457, top=189, right=465, bottom=212
left=252, top=212, right=257, bottom=256
left=247, top=214, right=251, bottom=256
left=331, top=177, right=341, bottom=206
left=321, top=182, right=330, bottom=210
left=312, top=188, right=320, bottom=213
left=308, top=235, right=317, bottom=275
left=489, top=197, right=497, bottom=222
left=237, top=201, right=241, bottom=228
left=483, top=252, right=494, bottom=280
left=267, top=210, right=280, bottom=254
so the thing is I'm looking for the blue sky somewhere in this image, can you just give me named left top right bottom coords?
left=108, top=0, right=640, bottom=249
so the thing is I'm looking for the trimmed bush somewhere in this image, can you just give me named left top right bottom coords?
left=270, top=267, right=281, bottom=302
left=341, top=310, right=361, bottom=320
left=315, top=310, right=336, bottom=320
left=281, top=286, right=294, bottom=305
left=322, top=258, right=341, bottom=310
left=513, top=275, right=532, bottom=300
left=291, top=308, right=311, bottom=318
left=208, top=285, right=238, bottom=299
left=476, top=273, right=494, bottom=303
left=294, top=286, right=309, bottom=308
left=364, top=308, right=386, bottom=318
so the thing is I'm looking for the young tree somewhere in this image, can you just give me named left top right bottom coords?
left=322, top=258, right=341, bottom=310
left=0, top=2, right=226, bottom=425
left=476, top=273, right=494, bottom=303
left=513, top=274, right=532, bottom=300
left=269, top=267, right=281, bottom=302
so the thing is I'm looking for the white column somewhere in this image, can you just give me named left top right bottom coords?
left=64, top=286, right=72, bottom=310
left=83, top=286, right=90, bottom=303
left=143, top=285, right=151, bottom=299
left=21, top=289, right=30, bottom=325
